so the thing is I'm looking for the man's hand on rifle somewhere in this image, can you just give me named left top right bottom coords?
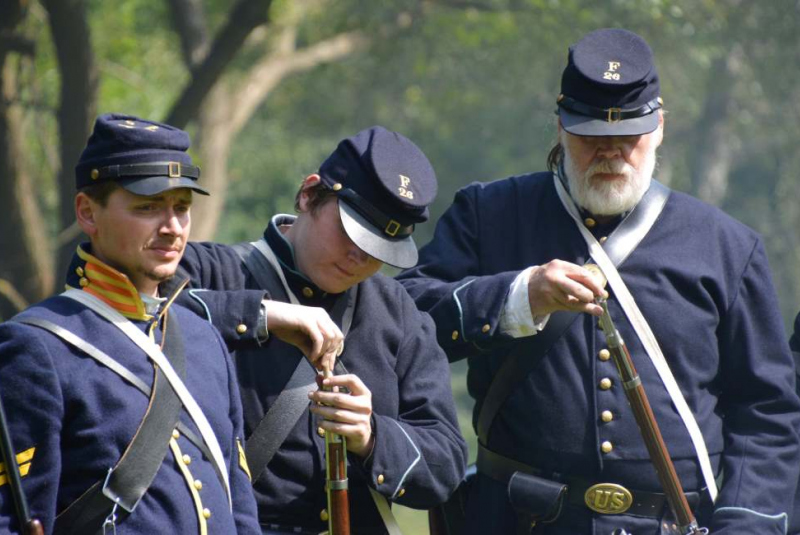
left=265, top=300, right=344, bottom=371
left=309, top=374, right=375, bottom=458
left=526, top=260, right=607, bottom=317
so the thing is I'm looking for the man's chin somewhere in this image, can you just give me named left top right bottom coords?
left=589, top=172, right=628, bottom=183
left=145, top=265, right=178, bottom=284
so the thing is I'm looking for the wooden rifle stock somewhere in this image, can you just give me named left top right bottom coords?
left=0, top=394, right=44, bottom=535
left=323, top=370, right=350, bottom=535
left=597, top=298, right=707, bottom=535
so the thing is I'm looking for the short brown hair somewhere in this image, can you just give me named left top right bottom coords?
left=294, top=183, right=336, bottom=215
left=78, top=181, right=120, bottom=206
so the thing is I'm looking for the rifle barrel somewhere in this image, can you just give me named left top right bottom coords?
left=598, top=299, right=704, bottom=533
left=323, top=369, right=350, bottom=535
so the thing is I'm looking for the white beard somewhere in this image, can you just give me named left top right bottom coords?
left=562, top=141, right=656, bottom=216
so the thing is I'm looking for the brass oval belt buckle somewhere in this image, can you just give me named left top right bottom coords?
left=584, top=483, right=633, bottom=514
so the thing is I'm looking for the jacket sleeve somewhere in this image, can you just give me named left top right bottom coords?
left=175, top=242, right=268, bottom=349
left=350, top=289, right=468, bottom=509
left=0, top=323, right=64, bottom=534
left=709, top=239, right=800, bottom=534
left=397, top=186, right=521, bottom=361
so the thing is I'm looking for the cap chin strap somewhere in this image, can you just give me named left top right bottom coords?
left=553, top=175, right=719, bottom=503
left=81, top=161, right=201, bottom=186
left=336, top=187, right=414, bottom=239
left=557, top=96, right=661, bottom=123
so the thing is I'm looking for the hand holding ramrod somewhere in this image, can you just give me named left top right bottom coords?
left=322, top=366, right=350, bottom=535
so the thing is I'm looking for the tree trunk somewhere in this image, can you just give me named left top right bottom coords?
left=0, top=52, right=52, bottom=318
left=166, top=0, right=364, bottom=240
left=191, top=84, right=234, bottom=240
left=691, top=46, right=743, bottom=207
left=41, top=0, right=98, bottom=285
left=166, top=0, right=273, bottom=130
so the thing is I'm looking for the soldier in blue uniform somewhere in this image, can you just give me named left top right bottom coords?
left=172, top=126, right=468, bottom=534
left=398, top=29, right=800, bottom=534
left=0, top=114, right=260, bottom=534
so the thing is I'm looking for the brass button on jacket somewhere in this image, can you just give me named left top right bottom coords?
left=377, top=474, right=385, bottom=485
left=584, top=217, right=597, bottom=228
left=236, top=324, right=247, bottom=334
left=598, top=349, right=611, bottom=361
left=601, top=410, right=614, bottom=423
left=302, top=287, right=314, bottom=298
left=601, top=441, right=613, bottom=453
left=599, top=378, right=613, bottom=390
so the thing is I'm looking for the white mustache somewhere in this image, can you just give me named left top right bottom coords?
left=585, top=158, right=632, bottom=178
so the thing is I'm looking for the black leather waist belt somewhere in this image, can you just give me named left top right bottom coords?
left=477, top=443, right=701, bottom=519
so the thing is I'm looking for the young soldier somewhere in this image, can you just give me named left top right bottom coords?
left=0, top=114, right=260, bottom=534
left=173, top=126, right=468, bottom=534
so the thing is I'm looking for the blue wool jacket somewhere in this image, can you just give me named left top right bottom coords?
left=0, top=246, right=259, bottom=535
left=398, top=172, right=800, bottom=535
left=175, top=216, right=468, bottom=534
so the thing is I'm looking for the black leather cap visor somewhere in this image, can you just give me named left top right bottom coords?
left=559, top=106, right=660, bottom=137
left=118, top=175, right=209, bottom=196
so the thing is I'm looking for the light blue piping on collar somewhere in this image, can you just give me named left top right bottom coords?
left=187, top=289, right=213, bottom=322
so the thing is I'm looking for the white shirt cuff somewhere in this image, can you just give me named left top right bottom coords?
left=499, top=267, right=550, bottom=338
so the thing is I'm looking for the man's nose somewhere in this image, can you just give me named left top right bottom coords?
left=346, top=242, right=369, bottom=264
left=160, top=210, right=184, bottom=236
left=595, top=143, right=622, bottom=159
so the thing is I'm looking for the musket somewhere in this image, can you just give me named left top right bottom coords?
left=0, top=393, right=44, bottom=535
left=323, top=368, right=350, bottom=535
left=596, top=297, right=707, bottom=535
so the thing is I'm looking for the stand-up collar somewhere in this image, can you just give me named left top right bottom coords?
left=65, top=243, right=185, bottom=321
left=263, top=215, right=341, bottom=308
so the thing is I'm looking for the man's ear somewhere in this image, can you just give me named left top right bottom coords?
left=297, top=174, right=322, bottom=212
left=75, top=193, right=99, bottom=237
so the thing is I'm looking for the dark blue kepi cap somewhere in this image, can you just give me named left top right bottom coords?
left=318, top=126, right=438, bottom=269
left=75, top=113, right=209, bottom=196
left=557, top=28, right=662, bottom=136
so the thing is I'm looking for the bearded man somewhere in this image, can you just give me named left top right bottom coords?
left=398, top=28, right=800, bottom=535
